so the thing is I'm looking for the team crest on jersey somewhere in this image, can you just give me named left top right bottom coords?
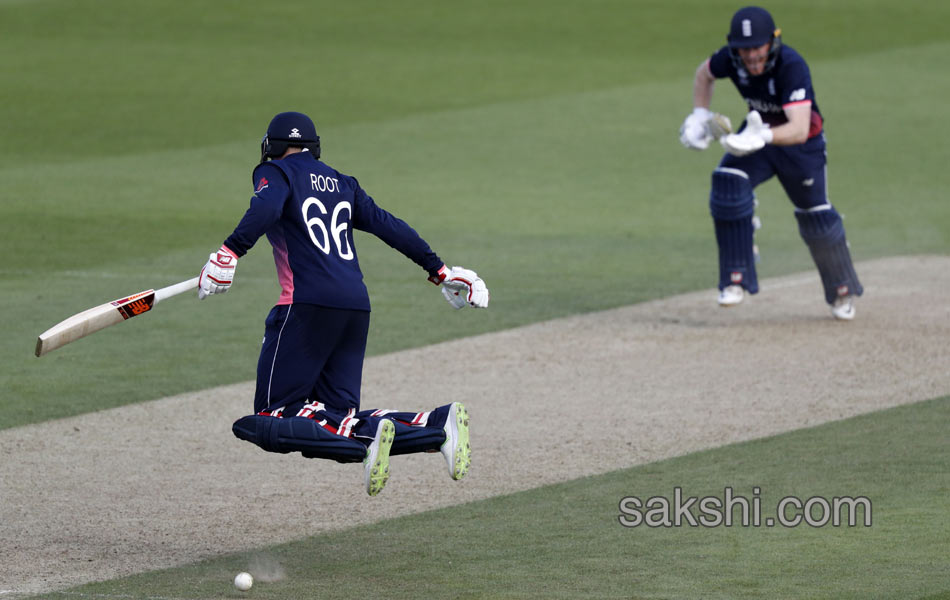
left=255, top=177, right=269, bottom=193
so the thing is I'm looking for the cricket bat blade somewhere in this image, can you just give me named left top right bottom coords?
left=35, top=277, right=199, bottom=357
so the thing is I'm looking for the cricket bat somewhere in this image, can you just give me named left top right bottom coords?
left=35, top=277, right=199, bottom=357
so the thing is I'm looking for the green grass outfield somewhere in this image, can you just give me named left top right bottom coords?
left=2, top=0, right=949, bottom=598
left=30, top=396, right=950, bottom=600
left=1, top=0, right=948, bottom=428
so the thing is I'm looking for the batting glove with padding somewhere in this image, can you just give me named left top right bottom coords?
left=198, top=245, right=238, bottom=300
left=440, top=266, right=489, bottom=309
left=440, top=286, right=468, bottom=310
left=679, top=107, right=714, bottom=150
left=721, top=110, right=773, bottom=156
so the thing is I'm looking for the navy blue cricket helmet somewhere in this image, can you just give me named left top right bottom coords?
left=261, top=111, right=321, bottom=163
left=727, top=6, right=783, bottom=73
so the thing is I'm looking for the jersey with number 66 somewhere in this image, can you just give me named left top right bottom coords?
left=223, top=150, right=442, bottom=310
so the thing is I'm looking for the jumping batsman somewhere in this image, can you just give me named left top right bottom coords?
left=679, top=6, right=863, bottom=320
left=198, top=111, right=489, bottom=496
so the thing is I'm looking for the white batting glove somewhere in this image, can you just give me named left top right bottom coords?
left=198, top=245, right=238, bottom=300
left=441, top=286, right=468, bottom=309
left=428, top=266, right=466, bottom=309
left=437, top=266, right=489, bottom=309
left=721, top=110, right=773, bottom=156
left=679, top=107, right=714, bottom=150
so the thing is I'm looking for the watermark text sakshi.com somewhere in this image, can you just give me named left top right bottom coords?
left=618, top=487, right=872, bottom=528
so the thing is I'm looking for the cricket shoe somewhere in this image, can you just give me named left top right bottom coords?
left=441, top=402, right=470, bottom=481
left=718, top=285, right=744, bottom=307
left=831, top=295, right=856, bottom=321
left=364, top=419, right=395, bottom=496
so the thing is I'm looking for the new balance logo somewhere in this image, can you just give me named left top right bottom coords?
left=126, top=299, right=151, bottom=316
left=789, top=88, right=806, bottom=102
left=802, top=178, right=815, bottom=186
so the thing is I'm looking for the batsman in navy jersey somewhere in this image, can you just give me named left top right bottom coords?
left=679, top=6, right=863, bottom=320
left=197, top=112, right=489, bottom=496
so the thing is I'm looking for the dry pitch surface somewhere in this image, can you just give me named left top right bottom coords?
left=2, top=255, right=948, bottom=596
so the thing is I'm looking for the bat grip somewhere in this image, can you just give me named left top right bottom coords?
left=155, top=277, right=200, bottom=303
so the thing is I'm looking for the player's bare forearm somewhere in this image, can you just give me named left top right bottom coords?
left=692, top=60, right=716, bottom=109
left=768, top=104, right=811, bottom=145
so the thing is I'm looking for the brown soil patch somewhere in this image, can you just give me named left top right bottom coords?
left=2, top=255, right=948, bottom=596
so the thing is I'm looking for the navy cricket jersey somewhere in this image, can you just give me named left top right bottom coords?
left=223, top=150, right=442, bottom=310
left=708, top=45, right=824, bottom=139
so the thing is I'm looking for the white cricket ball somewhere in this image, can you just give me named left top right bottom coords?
left=234, top=571, right=253, bottom=591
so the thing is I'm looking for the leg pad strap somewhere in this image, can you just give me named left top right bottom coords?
left=232, top=415, right=367, bottom=463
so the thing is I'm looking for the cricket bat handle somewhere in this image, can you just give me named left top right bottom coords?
left=156, top=277, right=200, bottom=303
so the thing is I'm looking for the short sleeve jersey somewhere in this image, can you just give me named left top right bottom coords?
left=707, top=44, right=823, bottom=138
left=223, top=151, right=442, bottom=310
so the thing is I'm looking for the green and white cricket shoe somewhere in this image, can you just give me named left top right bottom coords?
left=364, top=419, right=395, bottom=496
left=441, top=402, right=470, bottom=480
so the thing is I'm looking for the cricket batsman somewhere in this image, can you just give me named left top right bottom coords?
left=198, top=111, right=489, bottom=496
left=679, top=6, right=863, bottom=320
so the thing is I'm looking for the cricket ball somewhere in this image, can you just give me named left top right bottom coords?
left=234, top=572, right=253, bottom=591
